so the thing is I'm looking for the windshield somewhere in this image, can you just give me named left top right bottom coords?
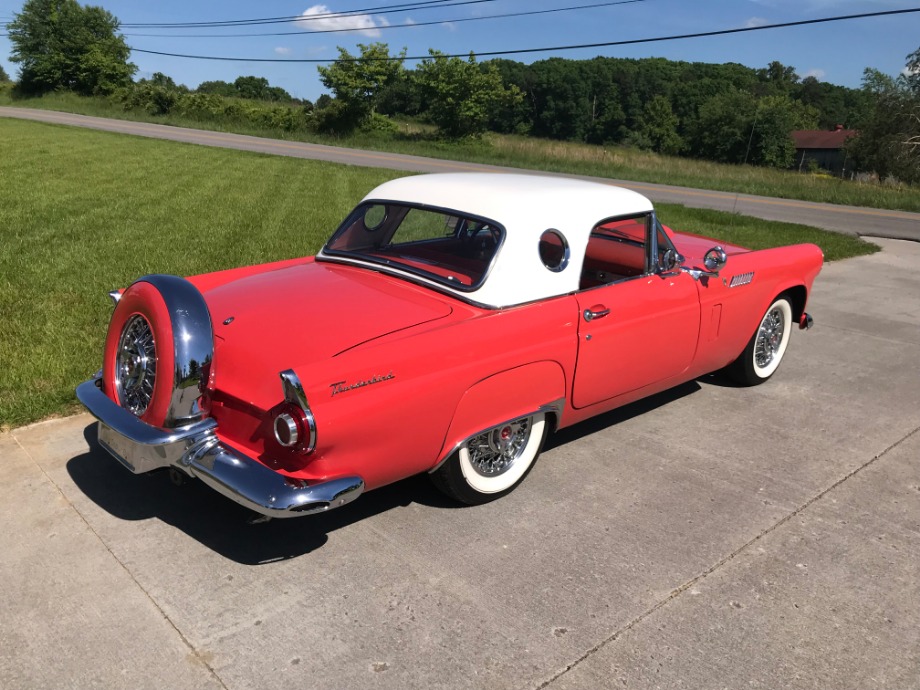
left=322, top=202, right=504, bottom=291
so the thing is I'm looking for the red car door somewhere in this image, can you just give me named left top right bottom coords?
left=572, top=215, right=701, bottom=409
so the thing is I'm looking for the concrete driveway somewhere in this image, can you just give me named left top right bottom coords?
left=2, top=237, right=918, bottom=690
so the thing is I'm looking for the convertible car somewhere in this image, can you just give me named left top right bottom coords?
left=77, top=173, right=823, bottom=518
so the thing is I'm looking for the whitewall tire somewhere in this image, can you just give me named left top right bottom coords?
left=431, top=413, right=548, bottom=505
left=728, top=295, right=793, bottom=386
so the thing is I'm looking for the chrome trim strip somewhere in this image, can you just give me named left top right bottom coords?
left=429, top=397, right=565, bottom=473
left=77, top=375, right=363, bottom=518
left=135, top=274, right=214, bottom=428
left=280, top=369, right=317, bottom=453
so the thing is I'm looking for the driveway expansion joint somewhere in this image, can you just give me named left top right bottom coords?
left=534, top=423, right=920, bottom=690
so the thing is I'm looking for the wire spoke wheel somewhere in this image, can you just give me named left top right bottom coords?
left=754, top=307, right=786, bottom=369
left=431, top=412, right=548, bottom=504
left=467, top=418, right=532, bottom=477
left=115, top=314, right=157, bottom=416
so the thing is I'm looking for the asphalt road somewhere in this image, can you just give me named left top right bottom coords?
left=3, top=237, right=919, bottom=689
left=2, top=105, right=919, bottom=241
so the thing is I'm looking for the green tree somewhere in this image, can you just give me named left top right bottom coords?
left=636, top=95, right=683, bottom=154
left=8, top=0, right=135, bottom=95
left=0, top=65, right=10, bottom=82
left=416, top=50, right=522, bottom=138
left=847, top=61, right=920, bottom=184
left=316, top=43, right=405, bottom=131
left=690, top=90, right=815, bottom=167
left=756, top=60, right=799, bottom=96
left=689, top=89, right=758, bottom=162
left=139, top=71, right=188, bottom=92
left=196, top=79, right=236, bottom=98
left=751, top=95, right=818, bottom=167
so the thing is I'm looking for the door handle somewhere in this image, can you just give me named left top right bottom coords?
left=583, top=306, right=610, bottom=322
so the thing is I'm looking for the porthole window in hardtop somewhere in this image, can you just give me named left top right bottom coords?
left=324, top=202, right=505, bottom=290
left=538, top=229, right=569, bottom=272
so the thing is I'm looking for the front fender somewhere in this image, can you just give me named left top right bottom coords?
left=433, top=361, right=566, bottom=470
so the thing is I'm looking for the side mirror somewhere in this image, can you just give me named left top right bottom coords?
left=703, top=246, right=727, bottom=274
left=659, top=248, right=683, bottom=273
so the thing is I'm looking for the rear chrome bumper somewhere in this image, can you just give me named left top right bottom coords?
left=76, top=377, right=364, bottom=519
left=799, top=312, right=814, bottom=330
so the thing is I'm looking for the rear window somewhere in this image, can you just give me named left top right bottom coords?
left=322, top=202, right=504, bottom=291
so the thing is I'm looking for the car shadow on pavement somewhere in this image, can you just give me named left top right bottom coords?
left=68, top=381, right=700, bottom=565
left=544, top=380, right=701, bottom=452
left=67, top=424, right=459, bottom=565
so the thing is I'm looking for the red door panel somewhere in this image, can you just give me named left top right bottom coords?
left=573, top=272, right=700, bottom=408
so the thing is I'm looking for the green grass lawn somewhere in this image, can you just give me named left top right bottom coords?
left=0, top=118, right=878, bottom=429
left=4, top=91, right=920, bottom=213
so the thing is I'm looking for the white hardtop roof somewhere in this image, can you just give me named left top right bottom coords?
left=361, top=173, right=653, bottom=233
left=329, top=173, right=657, bottom=308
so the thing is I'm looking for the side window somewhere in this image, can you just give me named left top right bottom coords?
left=579, top=214, right=650, bottom=289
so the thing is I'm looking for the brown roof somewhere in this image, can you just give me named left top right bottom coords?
left=792, top=129, right=856, bottom=150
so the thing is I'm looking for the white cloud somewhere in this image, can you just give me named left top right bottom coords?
left=274, top=47, right=292, bottom=55
left=297, top=4, right=386, bottom=37
left=745, top=16, right=769, bottom=28
left=803, top=68, right=826, bottom=79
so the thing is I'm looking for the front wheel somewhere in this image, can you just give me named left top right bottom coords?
left=431, top=413, right=547, bottom=505
left=726, top=295, right=793, bottom=386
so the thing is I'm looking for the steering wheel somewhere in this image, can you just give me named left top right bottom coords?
left=465, top=222, right=500, bottom=246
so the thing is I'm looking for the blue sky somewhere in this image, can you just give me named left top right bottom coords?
left=1, top=0, right=918, bottom=101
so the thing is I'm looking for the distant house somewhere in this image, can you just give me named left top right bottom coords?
left=791, top=125, right=857, bottom=176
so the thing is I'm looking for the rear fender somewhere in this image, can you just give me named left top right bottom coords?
left=432, top=361, right=566, bottom=471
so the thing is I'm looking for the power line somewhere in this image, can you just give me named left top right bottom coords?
left=119, top=0, right=509, bottom=29
left=121, top=0, right=645, bottom=38
left=127, top=8, right=920, bottom=63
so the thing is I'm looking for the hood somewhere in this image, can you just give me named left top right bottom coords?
left=201, top=260, right=452, bottom=404
left=668, top=229, right=750, bottom=263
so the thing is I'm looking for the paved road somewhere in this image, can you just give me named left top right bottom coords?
left=3, top=105, right=919, bottom=241
left=3, top=236, right=919, bottom=689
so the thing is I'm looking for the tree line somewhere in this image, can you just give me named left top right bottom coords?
left=5, top=0, right=919, bottom=183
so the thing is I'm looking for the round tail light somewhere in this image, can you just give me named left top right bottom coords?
left=273, top=404, right=316, bottom=454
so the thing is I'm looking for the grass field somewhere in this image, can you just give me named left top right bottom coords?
left=4, top=91, right=920, bottom=213
left=0, top=118, right=878, bottom=429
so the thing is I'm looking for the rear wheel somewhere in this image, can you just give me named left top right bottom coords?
left=727, top=295, right=793, bottom=386
left=431, top=413, right=547, bottom=505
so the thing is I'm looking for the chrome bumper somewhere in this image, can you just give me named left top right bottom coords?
left=76, top=378, right=364, bottom=519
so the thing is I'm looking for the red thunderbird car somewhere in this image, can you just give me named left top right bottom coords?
left=77, top=173, right=822, bottom=518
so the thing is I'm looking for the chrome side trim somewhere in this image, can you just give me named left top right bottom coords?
left=135, top=274, right=214, bottom=428
left=77, top=376, right=363, bottom=518
left=280, top=369, right=317, bottom=453
left=429, top=397, right=565, bottom=473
